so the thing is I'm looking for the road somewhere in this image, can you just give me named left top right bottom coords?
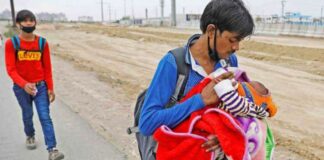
left=0, top=46, right=127, bottom=160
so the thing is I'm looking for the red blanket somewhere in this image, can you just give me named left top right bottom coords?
left=153, top=78, right=250, bottom=160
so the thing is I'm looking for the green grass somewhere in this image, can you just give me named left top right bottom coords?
left=4, top=25, right=17, bottom=37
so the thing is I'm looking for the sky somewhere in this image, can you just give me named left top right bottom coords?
left=0, top=0, right=323, bottom=21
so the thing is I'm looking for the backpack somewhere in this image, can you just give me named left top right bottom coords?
left=127, top=47, right=190, bottom=160
left=11, top=35, right=46, bottom=61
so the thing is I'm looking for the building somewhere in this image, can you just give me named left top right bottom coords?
left=254, top=14, right=280, bottom=23
left=142, top=17, right=170, bottom=26
left=0, top=9, right=11, bottom=20
left=78, top=16, right=94, bottom=22
left=284, top=12, right=312, bottom=24
left=36, top=12, right=67, bottom=22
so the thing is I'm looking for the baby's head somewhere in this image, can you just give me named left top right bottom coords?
left=248, top=81, right=269, bottom=96
left=239, top=81, right=277, bottom=117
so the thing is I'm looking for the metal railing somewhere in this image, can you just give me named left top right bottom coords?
left=254, top=22, right=324, bottom=38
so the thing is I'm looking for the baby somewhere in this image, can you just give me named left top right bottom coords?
left=211, top=67, right=277, bottom=119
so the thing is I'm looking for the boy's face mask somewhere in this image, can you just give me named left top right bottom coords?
left=207, top=28, right=220, bottom=62
left=20, top=25, right=36, bottom=33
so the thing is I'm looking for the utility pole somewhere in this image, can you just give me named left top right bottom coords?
left=160, top=0, right=164, bottom=26
left=114, top=10, right=117, bottom=21
left=145, top=8, right=148, bottom=19
left=281, top=0, right=286, bottom=21
left=98, top=0, right=108, bottom=23
left=10, top=0, right=16, bottom=27
left=124, top=0, right=127, bottom=17
left=107, top=3, right=111, bottom=22
left=171, top=0, right=176, bottom=26
left=132, top=0, right=135, bottom=22
left=321, top=6, right=323, bottom=24
left=101, top=0, right=104, bottom=23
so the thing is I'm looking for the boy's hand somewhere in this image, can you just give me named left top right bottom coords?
left=214, top=72, right=234, bottom=84
left=24, top=83, right=37, bottom=96
left=48, top=90, right=55, bottom=103
left=201, top=80, right=219, bottom=106
left=219, top=71, right=234, bottom=80
left=202, top=134, right=220, bottom=152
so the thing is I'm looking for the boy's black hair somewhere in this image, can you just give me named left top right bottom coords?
left=16, top=10, right=36, bottom=23
left=200, top=0, right=254, bottom=40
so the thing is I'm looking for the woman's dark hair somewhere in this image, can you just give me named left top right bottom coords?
left=200, top=0, right=254, bottom=40
left=16, top=10, right=36, bottom=23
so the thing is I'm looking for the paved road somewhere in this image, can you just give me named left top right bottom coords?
left=0, top=46, right=127, bottom=159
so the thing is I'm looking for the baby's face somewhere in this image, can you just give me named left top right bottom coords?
left=249, top=81, right=268, bottom=95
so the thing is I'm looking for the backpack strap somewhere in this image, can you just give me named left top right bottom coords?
left=11, top=35, right=20, bottom=51
left=38, top=36, right=46, bottom=52
left=11, top=35, right=46, bottom=52
left=11, top=35, right=20, bottom=61
left=167, top=47, right=190, bottom=107
left=38, top=36, right=46, bottom=62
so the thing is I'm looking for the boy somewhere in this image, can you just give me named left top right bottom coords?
left=5, top=9, right=64, bottom=160
left=153, top=67, right=277, bottom=160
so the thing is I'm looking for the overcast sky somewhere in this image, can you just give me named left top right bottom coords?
left=1, top=0, right=323, bottom=21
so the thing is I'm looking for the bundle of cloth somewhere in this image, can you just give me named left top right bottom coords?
left=153, top=67, right=277, bottom=160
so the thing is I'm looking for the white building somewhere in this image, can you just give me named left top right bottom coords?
left=78, top=16, right=94, bottom=22
left=254, top=14, right=280, bottom=23
left=36, top=12, right=67, bottom=22
left=0, top=9, right=11, bottom=20
left=284, top=12, right=312, bottom=23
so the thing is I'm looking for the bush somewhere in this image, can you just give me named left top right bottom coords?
left=4, top=25, right=17, bottom=38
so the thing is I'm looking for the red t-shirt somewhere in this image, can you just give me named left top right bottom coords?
left=5, top=35, right=54, bottom=91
